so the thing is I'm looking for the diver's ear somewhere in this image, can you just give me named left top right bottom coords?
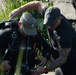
left=18, top=21, right=22, bottom=27
left=58, top=16, right=61, bottom=20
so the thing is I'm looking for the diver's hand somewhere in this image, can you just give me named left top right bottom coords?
left=0, top=60, right=11, bottom=71
left=9, top=8, right=20, bottom=19
left=31, top=66, right=45, bottom=75
left=39, top=57, right=47, bottom=66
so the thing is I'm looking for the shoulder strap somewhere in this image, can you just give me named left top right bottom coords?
left=8, top=29, right=18, bottom=51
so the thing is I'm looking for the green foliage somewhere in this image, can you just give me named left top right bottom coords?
left=0, top=0, right=27, bottom=21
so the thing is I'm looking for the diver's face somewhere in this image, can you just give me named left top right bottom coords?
left=48, top=16, right=61, bottom=30
left=18, top=22, right=26, bottom=36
